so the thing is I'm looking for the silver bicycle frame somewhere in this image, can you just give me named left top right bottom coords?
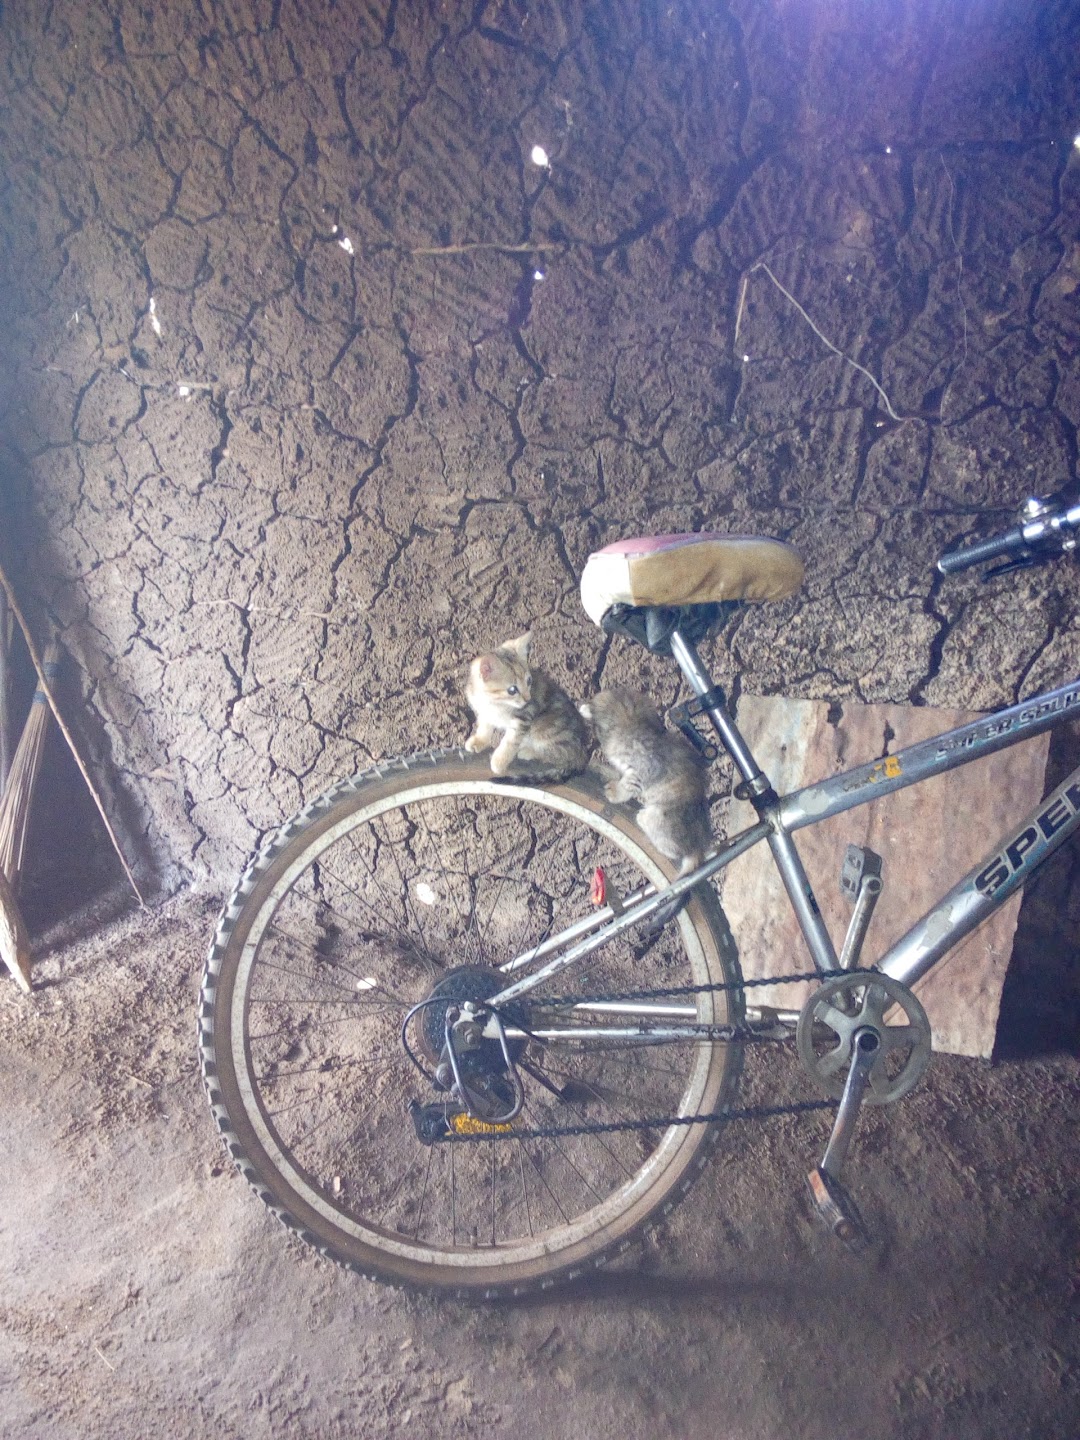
left=488, top=628, right=1080, bottom=1034
left=676, top=632, right=1080, bottom=989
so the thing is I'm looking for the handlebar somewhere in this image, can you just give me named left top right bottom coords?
left=937, top=495, right=1080, bottom=576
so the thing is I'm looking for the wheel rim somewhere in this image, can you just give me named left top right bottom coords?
left=210, top=760, right=739, bottom=1287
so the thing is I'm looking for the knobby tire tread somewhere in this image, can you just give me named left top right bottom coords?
left=198, top=748, right=745, bottom=1298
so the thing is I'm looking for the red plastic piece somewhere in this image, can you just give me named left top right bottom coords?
left=590, top=866, right=606, bottom=907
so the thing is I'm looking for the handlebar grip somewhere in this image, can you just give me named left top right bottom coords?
left=937, top=526, right=1027, bottom=575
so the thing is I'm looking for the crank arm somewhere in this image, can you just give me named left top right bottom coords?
left=819, top=1027, right=878, bottom=1179
left=806, top=1027, right=879, bottom=1250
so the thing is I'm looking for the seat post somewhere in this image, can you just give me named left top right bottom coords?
left=668, top=628, right=765, bottom=789
left=669, top=625, right=840, bottom=974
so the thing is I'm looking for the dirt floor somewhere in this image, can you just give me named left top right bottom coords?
left=0, top=888, right=1076, bottom=1439
left=1, top=0, right=1079, bottom=1434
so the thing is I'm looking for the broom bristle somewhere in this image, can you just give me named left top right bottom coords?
left=0, top=587, right=11, bottom=794
left=0, top=695, right=49, bottom=881
left=0, top=865, right=32, bottom=991
left=0, top=644, right=59, bottom=888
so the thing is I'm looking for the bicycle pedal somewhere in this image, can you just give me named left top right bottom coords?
left=806, top=1166, right=871, bottom=1252
left=840, top=844, right=882, bottom=903
left=838, top=845, right=883, bottom=970
left=408, top=1099, right=454, bottom=1145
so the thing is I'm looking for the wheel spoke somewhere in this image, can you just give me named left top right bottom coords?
left=202, top=757, right=742, bottom=1293
left=414, top=1146, right=435, bottom=1241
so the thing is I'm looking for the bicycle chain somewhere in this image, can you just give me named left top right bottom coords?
left=441, top=967, right=867, bottom=1143
left=535, top=965, right=862, bottom=1012
left=445, top=1096, right=838, bottom=1144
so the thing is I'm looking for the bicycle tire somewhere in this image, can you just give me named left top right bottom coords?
left=199, top=749, right=744, bottom=1297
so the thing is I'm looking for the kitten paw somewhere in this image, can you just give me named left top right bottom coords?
left=464, top=734, right=487, bottom=753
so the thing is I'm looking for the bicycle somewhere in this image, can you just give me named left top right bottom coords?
left=199, top=492, right=1080, bottom=1298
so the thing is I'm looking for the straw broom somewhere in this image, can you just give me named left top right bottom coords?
left=0, top=643, right=61, bottom=992
left=0, top=588, right=31, bottom=990
left=0, top=556, right=148, bottom=991
left=0, top=562, right=145, bottom=908
left=0, top=643, right=60, bottom=889
left=0, top=586, right=11, bottom=794
left=0, top=863, right=31, bottom=992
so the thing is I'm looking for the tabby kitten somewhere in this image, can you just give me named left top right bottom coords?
left=579, top=687, right=710, bottom=873
left=465, top=632, right=589, bottom=782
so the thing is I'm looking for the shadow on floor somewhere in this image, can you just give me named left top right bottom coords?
left=995, top=722, right=1080, bottom=1061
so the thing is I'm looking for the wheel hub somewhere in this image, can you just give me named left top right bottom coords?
left=414, top=966, right=528, bottom=1124
left=418, top=965, right=519, bottom=1064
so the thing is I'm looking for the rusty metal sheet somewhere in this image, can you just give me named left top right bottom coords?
left=719, top=696, right=1051, bottom=1057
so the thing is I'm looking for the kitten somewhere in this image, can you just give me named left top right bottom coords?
left=465, top=632, right=589, bottom=782
left=579, top=687, right=711, bottom=873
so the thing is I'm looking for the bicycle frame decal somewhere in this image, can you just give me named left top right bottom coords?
left=779, top=675, right=1080, bottom=832
left=878, top=762, right=1080, bottom=988
left=975, top=778, right=1080, bottom=898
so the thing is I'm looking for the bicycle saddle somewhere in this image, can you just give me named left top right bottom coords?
left=579, top=532, right=805, bottom=627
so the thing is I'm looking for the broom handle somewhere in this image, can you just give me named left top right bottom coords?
left=0, top=562, right=146, bottom=907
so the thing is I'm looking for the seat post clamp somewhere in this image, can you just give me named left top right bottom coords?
left=733, top=774, right=772, bottom=802
left=670, top=691, right=728, bottom=762
left=685, top=684, right=728, bottom=715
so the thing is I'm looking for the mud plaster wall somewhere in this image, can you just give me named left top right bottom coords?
left=0, top=0, right=1078, bottom=893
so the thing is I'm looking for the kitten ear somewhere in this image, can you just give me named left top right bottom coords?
left=578, top=701, right=593, bottom=720
left=478, top=656, right=494, bottom=681
left=508, top=632, right=532, bottom=662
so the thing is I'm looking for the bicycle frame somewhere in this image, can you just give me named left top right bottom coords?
left=489, top=627, right=1080, bottom=1038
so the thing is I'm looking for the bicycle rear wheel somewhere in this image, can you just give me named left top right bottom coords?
left=200, top=750, right=743, bottom=1296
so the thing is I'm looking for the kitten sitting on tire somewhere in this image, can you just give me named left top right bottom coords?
left=465, top=632, right=588, bottom=783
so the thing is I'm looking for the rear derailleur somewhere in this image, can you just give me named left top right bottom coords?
left=406, top=965, right=530, bottom=1145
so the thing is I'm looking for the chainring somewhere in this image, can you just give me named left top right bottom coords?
left=796, top=971, right=932, bottom=1104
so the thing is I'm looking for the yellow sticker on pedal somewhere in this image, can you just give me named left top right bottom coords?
left=450, top=1114, right=515, bottom=1136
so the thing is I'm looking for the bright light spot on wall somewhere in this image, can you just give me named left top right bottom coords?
left=741, top=354, right=750, bottom=363
left=1074, top=134, right=1080, bottom=150
left=415, top=882, right=438, bottom=905
left=355, top=977, right=378, bottom=991
left=533, top=269, right=545, bottom=281
left=885, top=145, right=893, bottom=155
left=530, top=144, right=550, bottom=167
left=338, top=236, right=355, bottom=255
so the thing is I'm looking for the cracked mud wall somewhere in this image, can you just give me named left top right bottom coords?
left=0, top=0, right=1079, bottom=890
